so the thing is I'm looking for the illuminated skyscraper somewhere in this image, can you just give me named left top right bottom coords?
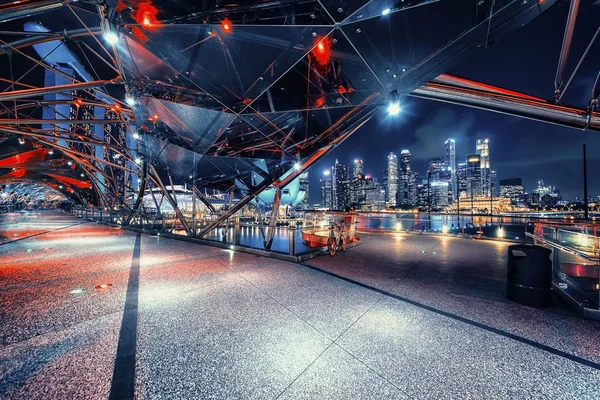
left=353, top=159, right=364, bottom=180
left=299, top=172, right=309, bottom=210
left=476, top=138, right=490, bottom=197
left=457, top=162, right=468, bottom=199
left=386, top=152, right=398, bottom=206
left=320, top=170, right=333, bottom=209
left=490, top=170, right=498, bottom=197
left=399, top=150, right=416, bottom=207
left=332, top=160, right=351, bottom=210
left=445, top=138, right=456, bottom=201
left=466, top=154, right=482, bottom=198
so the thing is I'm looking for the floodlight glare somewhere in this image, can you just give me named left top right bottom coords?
left=125, top=96, right=136, bottom=106
left=382, top=8, right=391, bottom=15
left=104, top=31, right=119, bottom=45
left=387, top=101, right=401, bottom=115
left=294, top=162, right=301, bottom=170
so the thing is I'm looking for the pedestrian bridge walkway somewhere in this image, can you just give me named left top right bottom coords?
left=0, top=212, right=599, bottom=399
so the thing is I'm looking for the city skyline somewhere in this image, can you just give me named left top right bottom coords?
left=307, top=2, right=600, bottom=205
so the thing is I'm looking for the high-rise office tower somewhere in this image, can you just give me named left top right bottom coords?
left=466, top=154, right=482, bottom=198
left=332, top=160, right=351, bottom=210
left=445, top=138, right=456, bottom=201
left=386, top=152, right=398, bottom=206
left=320, top=170, right=333, bottom=209
left=490, top=170, right=498, bottom=197
left=299, top=172, right=309, bottom=210
left=353, top=159, right=364, bottom=180
left=399, top=150, right=416, bottom=207
left=476, top=138, right=491, bottom=197
left=457, top=163, right=468, bottom=199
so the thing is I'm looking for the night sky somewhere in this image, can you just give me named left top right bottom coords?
left=309, top=1, right=600, bottom=205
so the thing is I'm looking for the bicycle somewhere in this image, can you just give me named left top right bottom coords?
left=326, top=221, right=347, bottom=257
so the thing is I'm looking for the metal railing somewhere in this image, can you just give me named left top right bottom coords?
left=528, top=221, right=600, bottom=317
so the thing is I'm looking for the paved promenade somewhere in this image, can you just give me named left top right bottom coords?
left=1, top=212, right=599, bottom=399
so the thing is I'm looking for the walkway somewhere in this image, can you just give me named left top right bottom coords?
left=0, top=212, right=599, bottom=399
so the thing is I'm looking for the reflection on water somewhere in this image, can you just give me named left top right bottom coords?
left=355, top=213, right=528, bottom=240
left=201, top=213, right=528, bottom=256
left=204, top=225, right=315, bottom=255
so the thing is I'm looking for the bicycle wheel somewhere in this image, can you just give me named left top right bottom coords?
left=340, top=235, right=347, bottom=252
left=327, top=237, right=337, bottom=256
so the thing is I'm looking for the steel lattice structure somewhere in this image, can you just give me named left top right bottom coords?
left=1, top=0, right=599, bottom=241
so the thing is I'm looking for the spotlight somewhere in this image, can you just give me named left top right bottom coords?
left=442, top=225, right=448, bottom=234
left=135, top=157, right=142, bottom=164
left=67, top=161, right=73, bottom=166
left=18, top=137, right=25, bottom=144
left=387, top=101, right=401, bottom=115
left=104, top=31, right=119, bottom=45
left=133, top=132, right=140, bottom=140
left=294, top=162, right=301, bottom=171
left=497, top=227, right=505, bottom=238
left=125, top=96, right=136, bottom=106
left=80, top=173, right=85, bottom=177
left=382, top=8, right=391, bottom=15
left=48, top=149, right=54, bottom=155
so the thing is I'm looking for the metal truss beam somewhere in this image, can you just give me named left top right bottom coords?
left=0, top=79, right=121, bottom=101
left=0, top=27, right=101, bottom=56
left=411, top=77, right=600, bottom=132
left=0, top=0, right=71, bottom=23
left=0, top=119, right=126, bottom=125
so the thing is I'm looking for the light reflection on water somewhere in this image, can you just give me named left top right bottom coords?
left=201, top=214, right=529, bottom=254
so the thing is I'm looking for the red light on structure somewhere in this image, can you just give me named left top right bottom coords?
left=221, top=19, right=232, bottom=32
left=315, top=97, right=325, bottom=108
left=135, top=2, right=159, bottom=27
left=311, top=36, right=331, bottom=67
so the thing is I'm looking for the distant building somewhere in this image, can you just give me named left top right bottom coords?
left=466, top=154, right=482, bottom=198
left=365, top=181, right=386, bottom=210
left=332, top=160, right=351, bottom=210
left=430, top=181, right=449, bottom=209
left=457, top=162, right=468, bottom=199
left=476, top=138, right=491, bottom=197
left=399, top=150, right=416, bottom=207
left=320, top=170, right=333, bottom=210
left=541, top=193, right=559, bottom=208
left=386, top=153, right=398, bottom=206
left=352, top=159, right=363, bottom=180
left=499, top=178, right=524, bottom=205
left=490, top=170, right=498, bottom=198
left=298, top=172, right=309, bottom=210
left=444, top=138, right=456, bottom=201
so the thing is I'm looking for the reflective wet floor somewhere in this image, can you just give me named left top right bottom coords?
left=1, top=212, right=599, bottom=399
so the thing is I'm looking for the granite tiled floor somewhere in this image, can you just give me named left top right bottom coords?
left=1, top=212, right=599, bottom=399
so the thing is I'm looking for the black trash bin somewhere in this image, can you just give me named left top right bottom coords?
left=506, top=244, right=552, bottom=307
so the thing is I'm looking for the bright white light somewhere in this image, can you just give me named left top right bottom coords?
left=104, top=31, right=119, bottom=45
left=497, top=227, right=505, bottom=238
left=125, top=96, right=136, bottom=106
left=135, top=158, right=142, bottom=164
left=133, top=132, right=140, bottom=140
left=294, top=162, right=301, bottom=171
left=67, top=161, right=73, bottom=165
left=382, top=8, right=391, bottom=15
left=387, top=101, right=401, bottom=115
left=442, top=225, right=448, bottom=234
left=48, top=149, right=54, bottom=155
left=1, top=192, right=8, bottom=198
